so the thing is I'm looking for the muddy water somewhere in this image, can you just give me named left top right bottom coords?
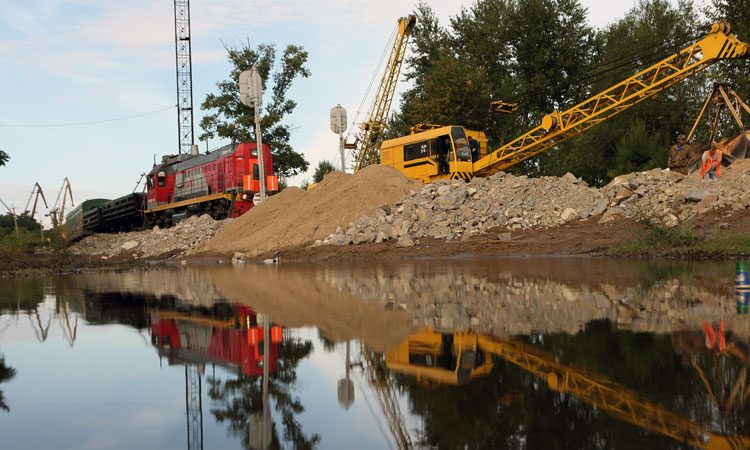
left=0, top=258, right=749, bottom=449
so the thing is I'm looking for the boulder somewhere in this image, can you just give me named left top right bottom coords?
left=683, top=188, right=713, bottom=202
left=121, top=241, right=139, bottom=251
left=396, top=235, right=415, bottom=247
left=561, top=208, right=578, bottom=223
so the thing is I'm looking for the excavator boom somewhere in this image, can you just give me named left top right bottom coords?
left=474, top=21, right=749, bottom=177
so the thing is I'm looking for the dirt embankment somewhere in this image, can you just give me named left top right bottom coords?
left=201, top=164, right=419, bottom=257
left=64, top=159, right=750, bottom=263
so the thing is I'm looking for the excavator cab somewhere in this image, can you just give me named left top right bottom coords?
left=385, top=328, right=492, bottom=385
left=380, top=126, right=478, bottom=183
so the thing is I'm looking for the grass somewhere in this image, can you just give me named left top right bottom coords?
left=608, top=219, right=750, bottom=257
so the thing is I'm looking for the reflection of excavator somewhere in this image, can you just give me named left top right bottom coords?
left=387, top=328, right=750, bottom=450
left=673, top=326, right=750, bottom=414
left=149, top=303, right=283, bottom=450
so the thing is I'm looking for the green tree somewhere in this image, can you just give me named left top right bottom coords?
left=312, top=160, right=337, bottom=183
left=0, top=213, right=41, bottom=235
left=536, top=0, right=706, bottom=184
left=200, top=42, right=311, bottom=178
left=0, top=150, right=8, bottom=167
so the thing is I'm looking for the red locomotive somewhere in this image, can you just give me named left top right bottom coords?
left=82, top=142, right=279, bottom=233
left=144, top=142, right=278, bottom=228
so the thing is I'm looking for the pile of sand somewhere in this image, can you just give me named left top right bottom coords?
left=201, top=165, right=419, bottom=256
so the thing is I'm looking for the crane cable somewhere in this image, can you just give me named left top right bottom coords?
left=336, top=22, right=400, bottom=166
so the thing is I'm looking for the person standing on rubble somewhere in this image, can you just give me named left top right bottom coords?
left=668, top=134, right=691, bottom=174
left=700, top=142, right=723, bottom=180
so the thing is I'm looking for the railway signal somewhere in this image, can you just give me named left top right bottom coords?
left=240, top=67, right=268, bottom=203
left=330, top=105, right=348, bottom=172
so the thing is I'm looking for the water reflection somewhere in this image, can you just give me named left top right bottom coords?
left=2, top=260, right=750, bottom=449
left=0, top=354, right=15, bottom=411
left=384, top=327, right=750, bottom=449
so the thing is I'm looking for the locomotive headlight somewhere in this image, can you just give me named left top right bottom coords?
left=242, top=194, right=248, bottom=200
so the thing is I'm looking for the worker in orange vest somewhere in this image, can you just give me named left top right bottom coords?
left=700, top=142, right=723, bottom=180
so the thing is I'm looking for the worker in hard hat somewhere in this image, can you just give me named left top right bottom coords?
left=700, top=142, right=723, bottom=180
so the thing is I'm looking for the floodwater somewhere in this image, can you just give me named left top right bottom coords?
left=1, top=258, right=749, bottom=450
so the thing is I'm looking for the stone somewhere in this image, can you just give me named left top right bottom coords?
left=496, top=232, right=512, bottom=241
left=121, top=241, right=139, bottom=251
left=696, top=194, right=719, bottom=213
left=374, top=208, right=387, bottom=222
left=436, top=187, right=467, bottom=210
left=231, top=252, right=247, bottom=265
left=663, top=214, right=679, bottom=228
left=396, top=235, right=415, bottom=247
left=352, top=232, right=376, bottom=245
left=598, top=210, right=618, bottom=224
left=330, top=234, right=353, bottom=246
left=614, top=187, right=633, bottom=203
left=590, top=199, right=609, bottom=217
left=683, top=188, right=713, bottom=202
left=560, top=208, right=578, bottom=223
left=562, top=172, right=579, bottom=183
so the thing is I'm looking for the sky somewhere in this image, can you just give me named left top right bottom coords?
left=0, top=0, right=700, bottom=217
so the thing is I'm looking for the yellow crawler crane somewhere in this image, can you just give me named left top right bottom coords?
left=380, top=22, right=749, bottom=182
left=386, top=329, right=750, bottom=450
left=353, top=15, right=416, bottom=171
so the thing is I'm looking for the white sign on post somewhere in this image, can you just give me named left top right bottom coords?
left=239, top=69, right=263, bottom=107
left=330, top=104, right=347, bottom=134
left=240, top=68, right=267, bottom=202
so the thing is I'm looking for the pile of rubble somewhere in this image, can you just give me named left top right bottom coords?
left=321, top=160, right=750, bottom=247
left=70, top=214, right=227, bottom=260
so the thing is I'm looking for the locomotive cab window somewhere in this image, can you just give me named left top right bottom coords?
left=147, top=176, right=154, bottom=189
left=157, top=171, right=166, bottom=187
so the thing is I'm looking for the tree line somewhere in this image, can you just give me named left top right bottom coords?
left=388, top=0, right=749, bottom=185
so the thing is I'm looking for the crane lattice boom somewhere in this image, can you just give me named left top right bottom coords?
left=354, top=15, right=416, bottom=172
left=474, top=21, right=749, bottom=177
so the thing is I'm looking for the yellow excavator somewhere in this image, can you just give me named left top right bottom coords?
left=377, top=22, right=749, bottom=183
left=386, top=328, right=750, bottom=450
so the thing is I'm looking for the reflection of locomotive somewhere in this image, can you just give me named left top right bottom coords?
left=82, top=143, right=279, bottom=233
left=150, top=303, right=282, bottom=376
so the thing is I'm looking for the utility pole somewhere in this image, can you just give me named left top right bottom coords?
left=240, top=67, right=267, bottom=202
left=330, top=105, right=348, bottom=172
left=174, top=0, right=194, bottom=155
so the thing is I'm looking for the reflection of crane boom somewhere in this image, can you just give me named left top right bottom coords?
left=361, top=349, right=412, bottom=450
left=387, top=329, right=750, bottom=450
left=477, top=337, right=750, bottom=450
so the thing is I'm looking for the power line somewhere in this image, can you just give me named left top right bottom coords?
left=0, top=105, right=175, bottom=128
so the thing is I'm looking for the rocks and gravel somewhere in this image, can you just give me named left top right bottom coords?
left=322, top=160, right=750, bottom=247
left=70, top=214, right=227, bottom=260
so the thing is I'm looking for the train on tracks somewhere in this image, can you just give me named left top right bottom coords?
left=72, top=142, right=278, bottom=235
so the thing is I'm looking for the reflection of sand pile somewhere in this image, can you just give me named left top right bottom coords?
left=68, top=259, right=750, bottom=344
left=72, top=266, right=411, bottom=352
left=202, top=165, right=419, bottom=257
